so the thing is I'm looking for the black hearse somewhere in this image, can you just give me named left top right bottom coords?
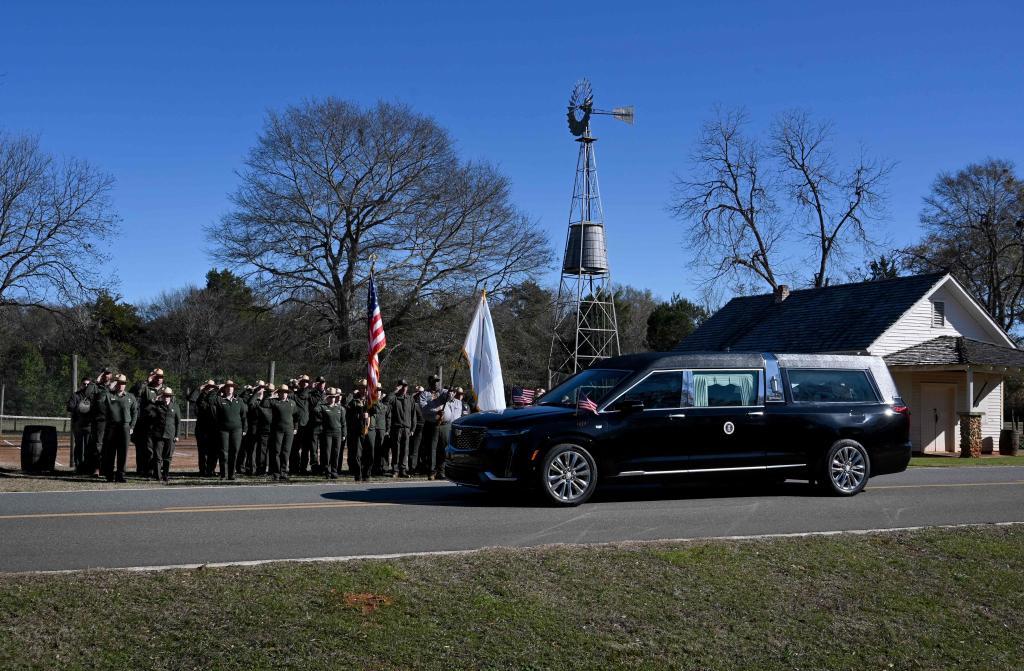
left=445, top=352, right=911, bottom=506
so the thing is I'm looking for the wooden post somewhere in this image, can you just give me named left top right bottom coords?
left=268, top=360, right=276, bottom=386
left=72, top=354, right=79, bottom=392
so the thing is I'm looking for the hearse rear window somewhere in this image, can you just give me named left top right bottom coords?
left=692, top=370, right=758, bottom=407
left=787, top=369, right=878, bottom=403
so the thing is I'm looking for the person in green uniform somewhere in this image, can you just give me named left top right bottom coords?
left=66, top=377, right=92, bottom=473
left=346, top=380, right=372, bottom=480
left=369, top=391, right=390, bottom=475
left=193, top=380, right=219, bottom=476
left=269, top=384, right=299, bottom=481
left=237, top=381, right=265, bottom=476
left=147, top=387, right=180, bottom=482
left=317, top=387, right=347, bottom=479
left=101, top=373, right=138, bottom=482
left=291, top=374, right=312, bottom=475
left=132, top=368, right=166, bottom=477
left=250, top=383, right=274, bottom=475
left=85, top=369, right=113, bottom=478
left=387, top=380, right=415, bottom=478
left=214, top=380, right=247, bottom=480
left=305, top=376, right=327, bottom=474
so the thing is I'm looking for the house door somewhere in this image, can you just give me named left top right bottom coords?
left=920, top=383, right=956, bottom=453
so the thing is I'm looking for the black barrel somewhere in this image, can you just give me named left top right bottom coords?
left=999, top=428, right=1019, bottom=456
left=21, top=425, right=58, bottom=472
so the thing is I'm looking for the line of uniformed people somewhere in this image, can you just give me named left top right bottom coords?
left=68, top=368, right=180, bottom=482
left=67, top=368, right=473, bottom=483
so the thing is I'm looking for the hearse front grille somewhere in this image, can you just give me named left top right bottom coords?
left=452, top=427, right=487, bottom=451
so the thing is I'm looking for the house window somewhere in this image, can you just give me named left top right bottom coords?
left=932, top=301, right=945, bottom=327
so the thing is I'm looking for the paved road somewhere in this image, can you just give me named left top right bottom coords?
left=2, top=467, right=1023, bottom=573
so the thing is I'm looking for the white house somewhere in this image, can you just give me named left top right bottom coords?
left=675, top=272, right=1024, bottom=455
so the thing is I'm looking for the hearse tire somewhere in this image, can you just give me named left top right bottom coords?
left=818, top=440, right=870, bottom=497
left=537, top=444, right=598, bottom=507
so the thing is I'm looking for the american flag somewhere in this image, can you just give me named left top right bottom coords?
left=577, top=393, right=598, bottom=414
left=512, top=386, right=535, bottom=405
left=367, top=270, right=387, bottom=404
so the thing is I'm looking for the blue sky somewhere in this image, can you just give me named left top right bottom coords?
left=2, top=0, right=1022, bottom=305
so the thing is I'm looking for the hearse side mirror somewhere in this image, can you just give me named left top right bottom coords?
left=616, top=399, right=645, bottom=414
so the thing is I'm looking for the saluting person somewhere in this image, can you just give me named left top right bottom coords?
left=66, top=378, right=92, bottom=473
left=213, top=380, right=246, bottom=480
left=85, top=369, right=113, bottom=478
left=268, top=384, right=299, bottom=482
left=131, top=368, right=166, bottom=475
left=387, top=380, right=415, bottom=478
left=147, top=387, right=180, bottom=482
left=101, top=374, right=138, bottom=483
left=317, top=388, right=346, bottom=479
left=249, top=382, right=273, bottom=475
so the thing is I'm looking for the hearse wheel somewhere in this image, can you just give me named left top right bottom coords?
left=539, top=444, right=598, bottom=506
left=819, top=439, right=870, bottom=496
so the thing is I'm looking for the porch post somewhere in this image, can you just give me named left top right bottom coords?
left=959, top=367, right=983, bottom=458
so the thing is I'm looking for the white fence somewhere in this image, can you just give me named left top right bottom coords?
left=0, top=416, right=198, bottom=437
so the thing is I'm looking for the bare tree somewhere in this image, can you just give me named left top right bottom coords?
left=905, top=159, right=1024, bottom=335
left=209, top=98, right=550, bottom=364
left=671, top=108, right=785, bottom=292
left=772, top=110, right=892, bottom=288
left=671, top=108, right=891, bottom=292
left=0, top=131, right=117, bottom=308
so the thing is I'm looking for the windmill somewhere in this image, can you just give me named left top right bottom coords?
left=548, top=79, right=634, bottom=387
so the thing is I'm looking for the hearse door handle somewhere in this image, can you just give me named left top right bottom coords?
left=668, top=413, right=687, bottom=419
left=747, top=411, right=764, bottom=416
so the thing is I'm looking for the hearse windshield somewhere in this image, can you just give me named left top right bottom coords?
left=537, top=369, right=630, bottom=407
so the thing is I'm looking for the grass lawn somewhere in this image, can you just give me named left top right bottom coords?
left=1, top=526, right=1022, bottom=670
left=910, top=455, right=1024, bottom=467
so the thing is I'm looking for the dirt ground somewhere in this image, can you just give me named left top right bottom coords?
left=0, top=433, right=201, bottom=472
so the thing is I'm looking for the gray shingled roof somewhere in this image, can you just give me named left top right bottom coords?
left=675, top=273, right=948, bottom=353
left=884, top=336, right=1024, bottom=368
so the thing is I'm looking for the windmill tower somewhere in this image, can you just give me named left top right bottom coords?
left=548, top=79, right=634, bottom=387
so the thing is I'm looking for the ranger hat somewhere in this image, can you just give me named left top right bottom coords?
left=315, top=375, right=326, bottom=383
left=327, top=387, right=339, bottom=396
left=162, top=387, right=174, bottom=397
left=415, top=385, right=424, bottom=393
left=356, top=378, right=367, bottom=386
left=203, top=379, right=216, bottom=389
left=221, top=379, right=237, bottom=390
left=454, top=387, right=464, bottom=394
left=299, top=374, right=310, bottom=382
left=256, top=380, right=266, bottom=388
left=151, top=368, right=165, bottom=378
left=397, top=379, right=409, bottom=386
left=278, top=384, right=290, bottom=393
left=266, top=383, right=276, bottom=392
left=114, top=373, right=127, bottom=384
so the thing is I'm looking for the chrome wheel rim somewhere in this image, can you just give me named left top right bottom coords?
left=830, top=446, right=866, bottom=493
left=546, top=450, right=592, bottom=502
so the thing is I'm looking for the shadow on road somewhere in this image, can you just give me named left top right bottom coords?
left=320, top=478, right=824, bottom=508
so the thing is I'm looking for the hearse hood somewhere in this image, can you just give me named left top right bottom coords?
left=454, top=404, right=576, bottom=429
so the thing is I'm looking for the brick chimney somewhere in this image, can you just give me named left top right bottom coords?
left=773, top=284, right=790, bottom=303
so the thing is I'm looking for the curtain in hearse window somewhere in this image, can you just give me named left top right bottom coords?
left=692, top=371, right=758, bottom=407
left=787, top=369, right=878, bottom=403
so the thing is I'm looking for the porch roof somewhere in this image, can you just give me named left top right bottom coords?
left=883, top=336, right=1024, bottom=369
